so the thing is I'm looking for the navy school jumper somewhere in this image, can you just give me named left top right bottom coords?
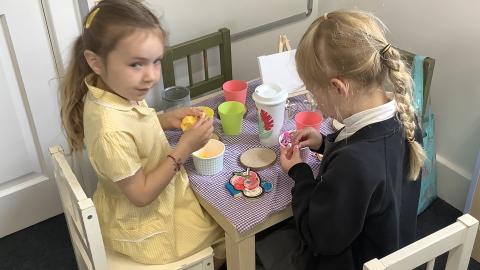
left=288, top=116, right=422, bottom=270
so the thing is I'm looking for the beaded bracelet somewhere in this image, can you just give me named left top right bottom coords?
left=167, top=154, right=182, bottom=172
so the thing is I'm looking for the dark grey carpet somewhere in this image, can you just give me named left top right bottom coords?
left=0, top=214, right=75, bottom=270
left=1, top=198, right=479, bottom=269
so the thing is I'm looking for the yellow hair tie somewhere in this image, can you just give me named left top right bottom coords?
left=85, top=8, right=100, bottom=29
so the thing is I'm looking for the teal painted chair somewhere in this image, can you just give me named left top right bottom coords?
left=398, top=49, right=435, bottom=122
left=161, top=28, right=232, bottom=98
left=398, top=49, right=437, bottom=214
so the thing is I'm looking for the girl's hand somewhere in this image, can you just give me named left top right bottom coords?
left=158, top=107, right=203, bottom=130
left=291, top=127, right=323, bottom=150
left=279, top=144, right=303, bottom=173
left=176, top=114, right=214, bottom=155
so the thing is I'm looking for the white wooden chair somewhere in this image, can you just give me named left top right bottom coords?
left=363, top=214, right=479, bottom=270
left=49, top=146, right=214, bottom=270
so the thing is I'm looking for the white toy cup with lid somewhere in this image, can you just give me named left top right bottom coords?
left=252, top=83, right=288, bottom=146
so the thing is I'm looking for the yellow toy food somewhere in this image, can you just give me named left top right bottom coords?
left=181, top=109, right=212, bottom=131
left=180, top=116, right=197, bottom=131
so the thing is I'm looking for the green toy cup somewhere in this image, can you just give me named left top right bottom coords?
left=218, top=101, right=245, bottom=135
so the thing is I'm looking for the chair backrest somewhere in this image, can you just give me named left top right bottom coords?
left=398, top=49, right=435, bottom=121
left=49, top=146, right=108, bottom=270
left=363, top=214, right=479, bottom=270
left=161, top=28, right=232, bottom=98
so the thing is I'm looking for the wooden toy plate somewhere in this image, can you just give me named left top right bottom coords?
left=240, top=148, right=276, bottom=170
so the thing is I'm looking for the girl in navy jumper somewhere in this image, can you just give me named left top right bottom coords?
left=273, top=10, right=425, bottom=270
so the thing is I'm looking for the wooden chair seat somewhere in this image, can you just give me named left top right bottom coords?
left=106, top=247, right=213, bottom=270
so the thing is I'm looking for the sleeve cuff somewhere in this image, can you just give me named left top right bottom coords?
left=288, top=163, right=315, bottom=183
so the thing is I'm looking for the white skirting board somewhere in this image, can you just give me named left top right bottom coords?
left=436, top=154, right=472, bottom=211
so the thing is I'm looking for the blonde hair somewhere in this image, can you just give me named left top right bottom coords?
left=296, top=10, right=425, bottom=180
left=60, top=0, right=165, bottom=151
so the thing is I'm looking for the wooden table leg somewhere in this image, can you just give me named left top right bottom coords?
left=225, top=232, right=255, bottom=270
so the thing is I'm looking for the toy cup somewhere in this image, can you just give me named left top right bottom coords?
left=223, top=80, right=248, bottom=105
left=252, top=83, right=288, bottom=146
left=192, top=139, right=225, bottom=175
left=295, top=111, right=323, bottom=131
left=279, top=130, right=311, bottom=161
left=198, top=106, right=214, bottom=119
left=218, top=101, right=245, bottom=136
left=162, top=86, right=190, bottom=111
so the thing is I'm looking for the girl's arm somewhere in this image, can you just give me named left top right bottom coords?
left=288, top=151, right=380, bottom=256
left=116, top=116, right=213, bottom=207
left=115, top=144, right=191, bottom=207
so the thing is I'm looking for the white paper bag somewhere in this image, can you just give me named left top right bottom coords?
left=257, top=49, right=304, bottom=93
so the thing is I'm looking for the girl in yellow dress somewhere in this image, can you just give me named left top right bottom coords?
left=59, top=0, right=225, bottom=268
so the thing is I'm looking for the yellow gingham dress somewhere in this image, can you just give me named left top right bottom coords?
left=83, top=75, right=225, bottom=264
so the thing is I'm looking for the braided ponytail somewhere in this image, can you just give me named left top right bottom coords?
left=296, top=9, right=426, bottom=180
left=381, top=46, right=426, bottom=180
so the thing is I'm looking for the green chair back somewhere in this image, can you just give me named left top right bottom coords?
left=161, top=28, right=232, bottom=98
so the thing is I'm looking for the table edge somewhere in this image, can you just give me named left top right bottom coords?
left=195, top=192, right=293, bottom=242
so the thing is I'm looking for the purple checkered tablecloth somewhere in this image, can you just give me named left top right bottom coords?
left=165, top=79, right=334, bottom=233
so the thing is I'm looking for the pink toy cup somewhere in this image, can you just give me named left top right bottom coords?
left=223, top=80, right=248, bottom=104
left=295, top=111, right=323, bottom=131
left=279, top=130, right=311, bottom=161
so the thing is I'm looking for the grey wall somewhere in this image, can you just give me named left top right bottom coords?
left=314, top=1, right=480, bottom=210
left=144, top=0, right=320, bottom=111
left=82, top=0, right=479, bottom=210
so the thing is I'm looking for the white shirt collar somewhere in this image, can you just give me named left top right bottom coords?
left=335, top=93, right=397, bottom=142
